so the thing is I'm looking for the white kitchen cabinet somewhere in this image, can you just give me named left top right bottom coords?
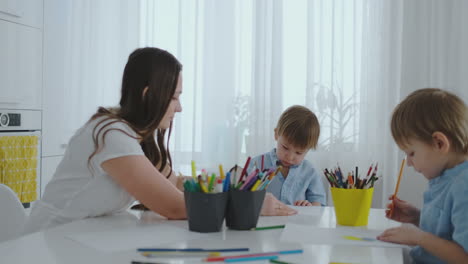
left=40, top=156, right=62, bottom=197
left=0, top=0, right=43, bottom=29
left=41, top=0, right=74, bottom=157
left=0, top=20, right=42, bottom=110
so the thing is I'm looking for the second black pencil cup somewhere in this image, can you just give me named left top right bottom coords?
left=184, top=191, right=228, bottom=233
left=226, top=189, right=266, bottom=230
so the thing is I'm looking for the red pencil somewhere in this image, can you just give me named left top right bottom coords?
left=261, top=155, right=264, bottom=171
left=366, top=164, right=373, bottom=177
left=238, top=156, right=251, bottom=183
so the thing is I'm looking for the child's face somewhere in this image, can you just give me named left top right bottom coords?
left=401, top=138, right=447, bottom=180
left=275, top=135, right=309, bottom=167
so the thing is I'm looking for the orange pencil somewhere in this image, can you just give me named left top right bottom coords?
left=347, top=172, right=354, bottom=188
left=389, top=158, right=406, bottom=217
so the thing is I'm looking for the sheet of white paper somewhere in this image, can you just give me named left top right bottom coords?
left=67, top=224, right=206, bottom=252
left=289, top=206, right=325, bottom=216
left=280, top=223, right=405, bottom=248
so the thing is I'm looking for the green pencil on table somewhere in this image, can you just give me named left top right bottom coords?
left=270, top=259, right=296, bottom=264
left=252, top=225, right=285, bottom=231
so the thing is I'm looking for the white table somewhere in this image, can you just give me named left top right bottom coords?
left=0, top=207, right=403, bottom=264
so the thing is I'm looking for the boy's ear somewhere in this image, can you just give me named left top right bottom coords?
left=432, top=131, right=450, bottom=153
left=274, top=128, right=278, bottom=140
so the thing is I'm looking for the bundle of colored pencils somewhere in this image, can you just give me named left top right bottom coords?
left=323, top=163, right=379, bottom=189
left=184, top=162, right=229, bottom=193
left=183, top=157, right=282, bottom=193
left=229, top=156, right=281, bottom=191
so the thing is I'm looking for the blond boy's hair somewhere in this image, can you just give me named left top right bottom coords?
left=391, top=88, right=468, bottom=154
left=276, top=105, right=320, bottom=150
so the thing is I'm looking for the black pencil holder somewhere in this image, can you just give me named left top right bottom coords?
left=184, top=191, right=228, bottom=233
left=226, top=189, right=266, bottom=230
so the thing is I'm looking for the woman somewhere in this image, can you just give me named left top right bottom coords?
left=24, top=47, right=296, bottom=234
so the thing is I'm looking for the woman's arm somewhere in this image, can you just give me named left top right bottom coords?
left=167, top=171, right=193, bottom=191
left=102, top=155, right=186, bottom=219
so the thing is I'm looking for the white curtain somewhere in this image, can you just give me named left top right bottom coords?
left=138, top=0, right=468, bottom=207
left=396, top=0, right=468, bottom=208
left=54, top=0, right=140, bottom=141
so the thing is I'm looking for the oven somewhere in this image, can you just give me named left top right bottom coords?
left=0, top=109, right=41, bottom=208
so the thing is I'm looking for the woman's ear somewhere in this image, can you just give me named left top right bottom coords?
left=142, top=86, right=149, bottom=98
left=432, top=131, right=450, bottom=153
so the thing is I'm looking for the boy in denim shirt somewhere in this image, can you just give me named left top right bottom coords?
left=248, top=105, right=326, bottom=206
left=378, top=88, right=468, bottom=263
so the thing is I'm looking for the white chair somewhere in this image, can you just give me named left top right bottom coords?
left=0, top=184, right=27, bottom=243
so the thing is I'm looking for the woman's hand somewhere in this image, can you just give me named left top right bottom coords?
left=386, top=195, right=420, bottom=225
left=261, top=193, right=297, bottom=216
left=377, top=223, right=425, bottom=246
left=167, top=171, right=191, bottom=191
left=294, top=200, right=312, bottom=206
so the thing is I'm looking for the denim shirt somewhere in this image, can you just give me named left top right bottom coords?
left=410, top=161, right=468, bottom=264
left=248, top=148, right=326, bottom=206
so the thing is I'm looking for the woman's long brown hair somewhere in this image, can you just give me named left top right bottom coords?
left=88, top=47, right=182, bottom=178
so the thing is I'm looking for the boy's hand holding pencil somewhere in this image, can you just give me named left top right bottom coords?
left=385, top=195, right=421, bottom=225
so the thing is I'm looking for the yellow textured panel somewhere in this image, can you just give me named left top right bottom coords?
left=0, top=135, right=39, bottom=203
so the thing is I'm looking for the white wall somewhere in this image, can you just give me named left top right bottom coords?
left=397, top=0, right=468, bottom=208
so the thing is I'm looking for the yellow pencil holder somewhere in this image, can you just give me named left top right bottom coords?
left=331, top=187, right=374, bottom=226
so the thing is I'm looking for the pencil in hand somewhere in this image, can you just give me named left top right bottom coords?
left=389, top=158, right=406, bottom=217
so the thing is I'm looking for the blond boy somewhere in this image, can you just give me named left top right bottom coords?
left=378, top=88, right=468, bottom=263
left=248, top=105, right=326, bottom=206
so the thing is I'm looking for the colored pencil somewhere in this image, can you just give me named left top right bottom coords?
left=141, top=252, right=220, bottom=258
left=205, top=249, right=303, bottom=262
left=389, top=158, right=406, bottom=217
left=137, top=247, right=249, bottom=252
left=131, top=261, right=167, bottom=264
left=219, top=164, right=225, bottom=179
left=238, top=156, right=251, bottom=183
left=252, top=225, right=285, bottom=231
left=393, top=158, right=406, bottom=197
left=250, top=179, right=262, bottom=191
left=270, top=260, right=295, bottom=264
left=208, top=173, right=216, bottom=192
left=191, top=160, right=196, bottom=179
left=225, top=255, right=279, bottom=262
left=261, top=155, right=265, bottom=171
left=198, top=176, right=208, bottom=193
left=240, top=168, right=259, bottom=190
